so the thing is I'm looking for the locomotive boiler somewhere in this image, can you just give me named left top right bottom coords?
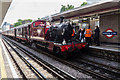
left=46, top=17, right=73, bottom=44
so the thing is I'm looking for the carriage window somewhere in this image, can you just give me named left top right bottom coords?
left=46, top=22, right=50, bottom=25
left=18, top=28, right=21, bottom=32
left=33, top=23, right=35, bottom=27
left=33, top=21, right=45, bottom=27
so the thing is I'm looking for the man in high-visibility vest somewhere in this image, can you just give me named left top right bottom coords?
left=84, top=26, right=92, bottom=46
left=72, top=29, right=75, bottom=37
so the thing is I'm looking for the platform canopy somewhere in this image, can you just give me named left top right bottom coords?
left=51, top=0, right=120, bottom=21
left=0, top=0, right=12, bottom=26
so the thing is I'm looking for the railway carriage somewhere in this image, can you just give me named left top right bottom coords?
left=2, top=19, right=87, bottom=59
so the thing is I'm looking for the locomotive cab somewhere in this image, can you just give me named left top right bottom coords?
left=31, top=20, right=46, bottom=40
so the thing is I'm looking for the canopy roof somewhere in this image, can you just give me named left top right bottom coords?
left=0, top=0, right=12, bottom=25
left=51, top=0, right=120, bottom=21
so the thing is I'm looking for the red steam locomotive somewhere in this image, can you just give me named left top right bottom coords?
left=2, top=19, right=87, bottom=59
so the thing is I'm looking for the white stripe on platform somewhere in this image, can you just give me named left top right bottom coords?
left=0, top=39, right=18, bottom=78
left=89, top=46, right=120, bottom=52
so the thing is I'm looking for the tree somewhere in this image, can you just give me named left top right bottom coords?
left=66, top=4, right=74, bottom=10
left=27, top=19, right=32, bottom=22
left=81, top=2, right=87, bottom=6
left=13, top=19, right=33, bottom=27
left=18, top=19, right=22, bottom=22
left=60, top=5, right=66, bottom=13
left=60, top=4, right=74, bottom=13
left=14, top=22, right=22, bottom=27
left=14, top=20, right=22, bottom=27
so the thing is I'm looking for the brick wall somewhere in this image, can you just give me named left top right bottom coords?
left=100, top=13, right=119, bottom=43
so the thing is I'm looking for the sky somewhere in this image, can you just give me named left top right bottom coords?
left=3, top=0, right=86, bottom=25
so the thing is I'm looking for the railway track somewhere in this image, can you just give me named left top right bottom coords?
left=28, top=43, right=120, bottom=79
left=29, top=45, right=120, bottom=79
left=3, top=38, right=49, bottom=79
left=3, top=37, right=76, bottom=80
left=77, top=54, right=120, bottom=73
left=2, top=39, right=28, bottom=79
left=73, top=58, right=120, bottom=80
left=3, top=36, right=120, bottom=80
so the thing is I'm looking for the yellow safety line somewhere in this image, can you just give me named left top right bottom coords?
left=0, top=45, right=7, bottom=79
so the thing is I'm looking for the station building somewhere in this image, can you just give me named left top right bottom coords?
left=2, top=22, right=13, bottom=31
left=50, top=0, right=120, bottom=44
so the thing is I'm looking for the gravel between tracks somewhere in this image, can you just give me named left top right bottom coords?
left=4, top=40, right=38, bottom=78
left=22, top=54, right=55, bottom=79
left=2, top=43, right=22, bottom=78
left=6, top=37, right=92, bottom=79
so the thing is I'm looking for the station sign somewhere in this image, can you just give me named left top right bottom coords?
left=82, top=19, right=89, bottom=23
left=102, top=28, right=117, bottom=38
left=79, top=18, right=90, bottom=23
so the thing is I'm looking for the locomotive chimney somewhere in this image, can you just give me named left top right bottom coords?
left=60, top=16, right=64, bottom=23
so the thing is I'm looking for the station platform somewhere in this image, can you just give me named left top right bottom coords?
left=0, top=35, right=18, bottom=79
left=89, top=44, right=120, bottom=53
left=88, top=43, right=120, bottom=62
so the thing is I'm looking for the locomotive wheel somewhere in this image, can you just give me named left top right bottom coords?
left=53, top=47, right=60, bottom=53
left=56, top=47, right=61, bottom=54
left=62, top=52, right=68, bottom=59
left=36, top=44, right=40, bottom=49
left=53, top=47, right=61, bottom=57
left=31, top=42, right=37, bottom=48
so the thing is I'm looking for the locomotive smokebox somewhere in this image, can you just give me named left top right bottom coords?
left=60, top=16, right=64, bottom=23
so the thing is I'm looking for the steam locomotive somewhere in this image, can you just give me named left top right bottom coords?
left=46, top=17, right=73, bottom=43
left=2, top=17, right=87, bottom=59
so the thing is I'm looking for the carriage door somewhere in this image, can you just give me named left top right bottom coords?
left=15, top=29, right=16, bottom=38
left=28, top=25, right=31, bottom=39
left=24, top=27, right=28, bottom=39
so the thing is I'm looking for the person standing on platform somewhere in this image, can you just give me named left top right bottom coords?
left=81, top=28, right=85, bottom=42
left=94, top=26, right=100, bottom=46
left=78, top=28, right=82, bottom=41
left=79, top=28, right=85, bottom=42
left=85, top=26, right=92, bottom=46
left=72, top=29, right=75, bottom=37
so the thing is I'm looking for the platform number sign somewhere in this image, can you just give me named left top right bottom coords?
left=102, top=28, right=117, bottom=38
